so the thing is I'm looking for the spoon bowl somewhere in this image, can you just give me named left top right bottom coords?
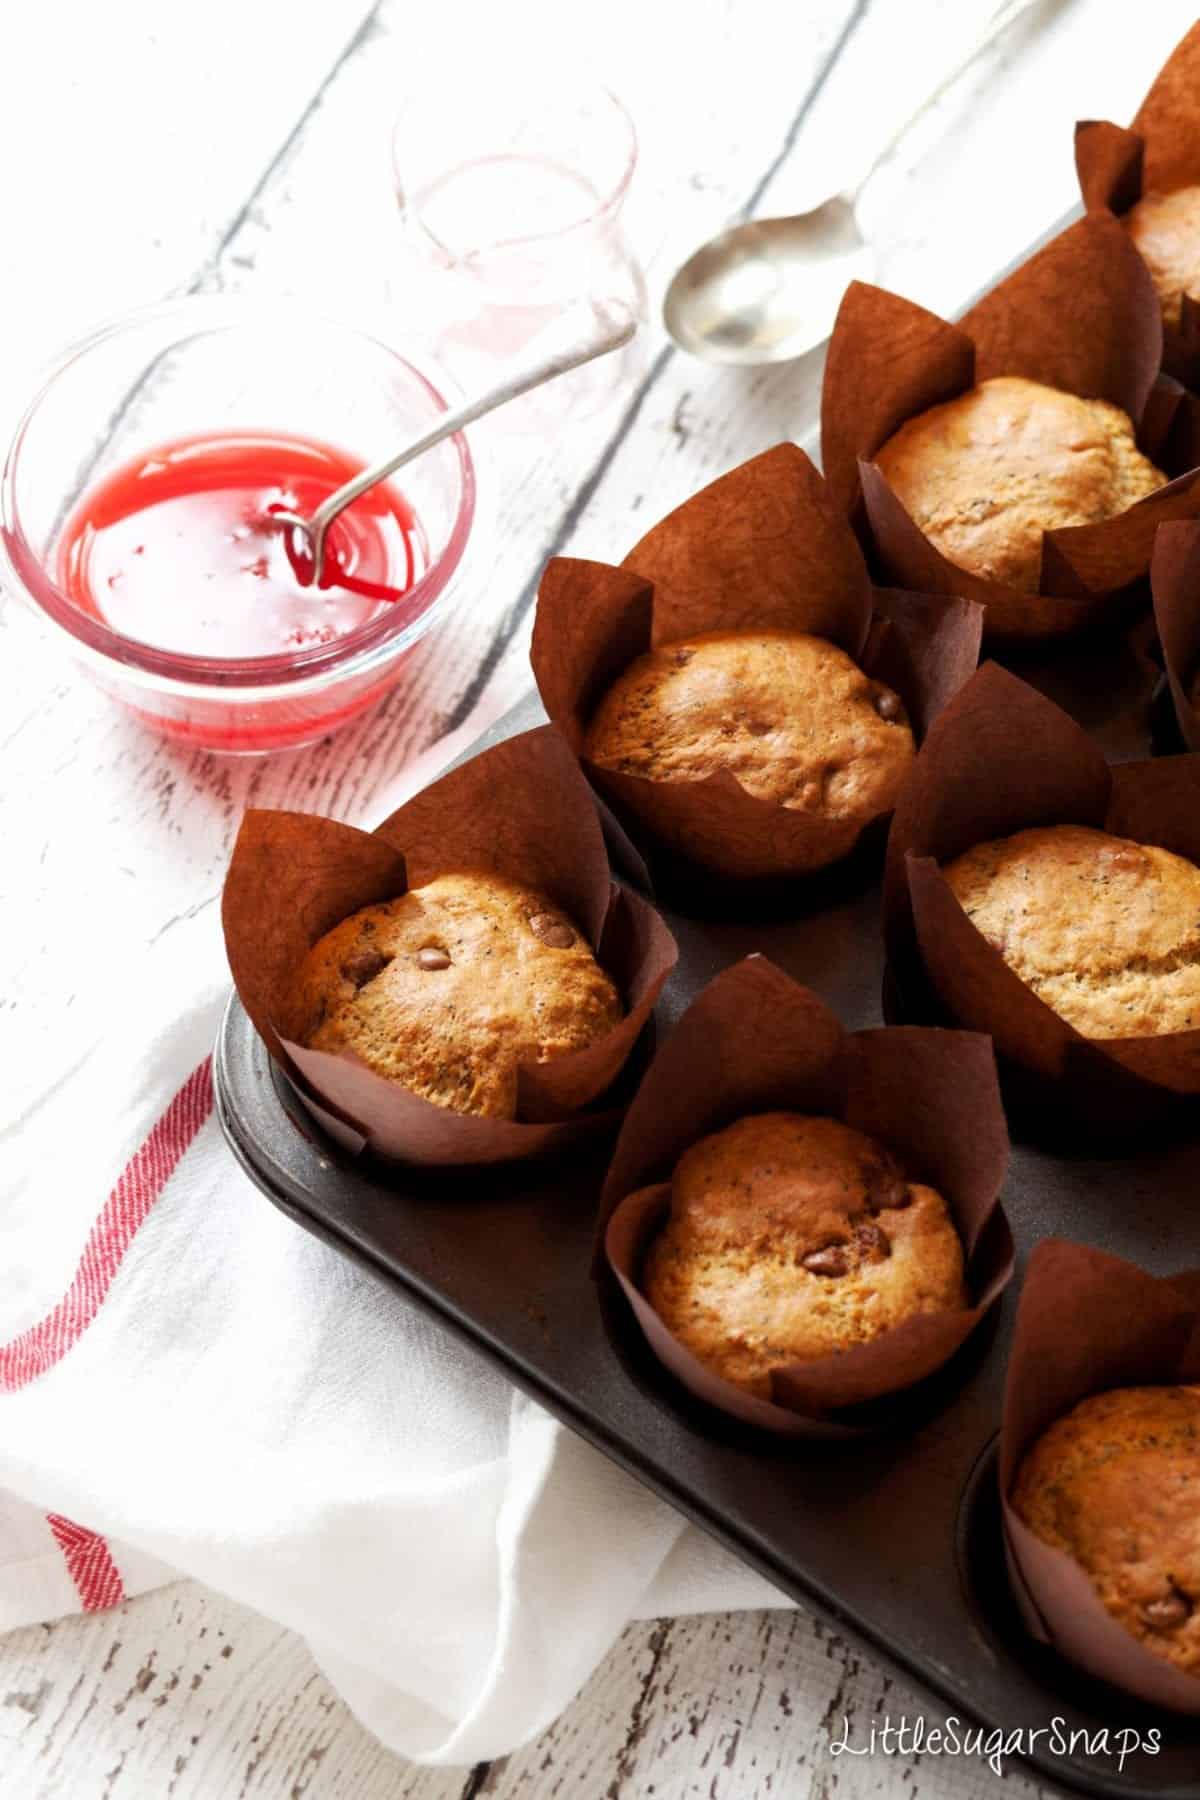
left=662, top=199, right=873, bottom=366
left=662, top=0, right=1039, bottom=366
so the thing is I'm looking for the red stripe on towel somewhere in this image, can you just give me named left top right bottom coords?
left=0, top=1057, right=213, bottom=1391
left=46, top=1514, right=125, bottom=1611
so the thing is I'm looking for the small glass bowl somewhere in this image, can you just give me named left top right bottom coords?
left=0, top=298, right=478, bottom=753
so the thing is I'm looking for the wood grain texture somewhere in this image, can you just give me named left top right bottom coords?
left=8, top=0, right=1200, bottom=1793
left=0, top=0, right=860, bottom=1124
left=1, top=1585, right=1060, bottom=1800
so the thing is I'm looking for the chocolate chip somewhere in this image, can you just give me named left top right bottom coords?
left=866, top=1167, right=910, bottom=1212
left=529, top=912, right=575, bottom=949
left=803, top=1245, right=849, bottom=1278
left=341, top=949, right=390, bottom=989
left=874, top=689, right=904, bottom=722
left=1143, top=1589, right=1193, bottom=1631
left=416, top=946, right=451, bottom=971
left=855, top=1222, right=892, bottom=1261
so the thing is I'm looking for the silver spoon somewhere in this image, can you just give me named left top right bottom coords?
left=269, top=298, right=636, bottom=586
left=663, top=0, right=1040, bottom=366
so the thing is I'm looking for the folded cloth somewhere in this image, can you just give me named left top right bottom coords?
left=0, top=713, right=787, bottom=1766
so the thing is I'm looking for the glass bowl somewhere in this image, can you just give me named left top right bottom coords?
left=0, top=298, right=478, bottom=753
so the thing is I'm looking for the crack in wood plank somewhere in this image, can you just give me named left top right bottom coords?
left=738, top=0, right=872, bottom=221
left=185, top=3, right=387, bottom=297
left=606, top=1618, right=674, bottom=1799
left=457, top=1759, right=498, bottom=1799
left=443, top=340, right=675, bottom=732
left=38, top=3, right=387, bottom=548
left=2, top=1678, right=52, bottom=1718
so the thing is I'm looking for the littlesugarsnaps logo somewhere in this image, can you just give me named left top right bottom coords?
left=828, top=1714, right=1163, bottom=1778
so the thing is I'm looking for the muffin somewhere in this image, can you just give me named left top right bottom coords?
left=641, top=1112, right=966, bottom=1400
left=874, top=376, right=1167, bottom=589
left=1013, top=1386, right=1200, bottom=1679
left=1126, top=186, right=1200, bottom=329
left=292, top=870, right=623, bottom=1119
left=584, top=629, right=914, bottom=871
left=943, top=824, right=1200, bottom=1039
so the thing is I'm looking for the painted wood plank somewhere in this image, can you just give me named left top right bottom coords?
left=0, top=1584, right=468, bottom=1800
left=524, top=1609, right=1052, bottom=1800
left=0, top=1586, right=1064, bottom=1799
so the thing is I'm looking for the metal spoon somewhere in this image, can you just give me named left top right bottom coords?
left=269, top=298, right=636, bottom=586
left=663, top=0, right=1040, bottom=366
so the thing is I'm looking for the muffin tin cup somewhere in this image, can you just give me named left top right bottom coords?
left=600, top=956, right=1014, bottom=1434
left=1076, top=22, right=1200, bottom=391
left=883, top=661, right=1200, bottom=1132
left=531, top=444, right=982, bottom=898
left=1001, top=1240, right=1200, bottom=1714
left=821, top=213, right=1200, bottom=644
left=220, top=723, right=677, bottom=1166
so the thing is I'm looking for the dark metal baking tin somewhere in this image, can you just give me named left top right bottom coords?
left=216, top=646, right=1200, bottom=1800
left=208, top=206, right=1200, bottom=1798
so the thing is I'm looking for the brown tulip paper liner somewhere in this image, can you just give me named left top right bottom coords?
left=1001, top=1239, right=1200, bottom=1713
left=530, top=444, right=982, bottom=894
left=884, top=661, right=1200, bottom=1128
left=1152, top=518, right=1200, bottom=750
left=1077, top=22, right=1200, bottom=389
left=821, top=213, right=1200, bottom=644
left=221, top=724, right=678, bottom=1167
left=599, top=957, right=1012, bottom=1437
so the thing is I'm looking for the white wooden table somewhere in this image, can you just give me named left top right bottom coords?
left=3, top=0, right=1197, bottom=1792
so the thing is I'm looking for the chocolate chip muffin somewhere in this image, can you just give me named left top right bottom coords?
left=874, top=376, right=1167, bottom=589
left=1013, top=1386, right=1200, bottom=1679
left=292, top=871, right=622, bottom=1119
left=583, top=630, right=914, bottom=869
left=641, top=1113, right=966, bottom=1400
left=943, top=825, right=1200, bottom=1039
left=1126, top=186, right=1200, bottom=329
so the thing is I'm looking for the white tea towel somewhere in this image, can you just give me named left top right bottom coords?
left=0, top=720, right=787, bottom=1767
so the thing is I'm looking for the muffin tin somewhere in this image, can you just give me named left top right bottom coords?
left=218, top=675, right=1200, bottom=1800
left=215, top=258, right=1200, bottom=1798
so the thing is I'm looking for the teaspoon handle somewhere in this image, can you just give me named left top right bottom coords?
left=306, top=300, right=637, bottom=554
